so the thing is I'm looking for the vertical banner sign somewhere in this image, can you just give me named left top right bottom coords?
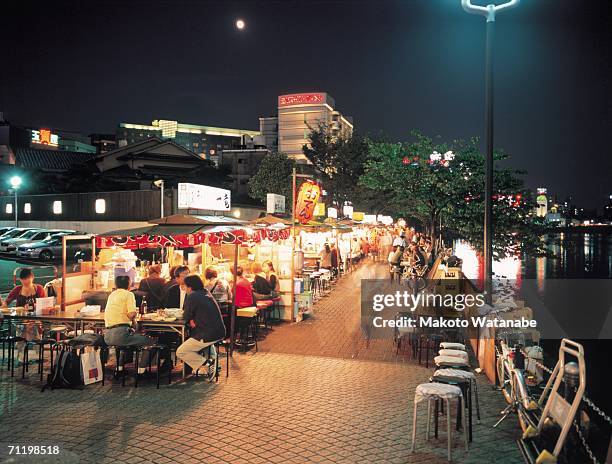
left=295, top=180, right=321, bottom=224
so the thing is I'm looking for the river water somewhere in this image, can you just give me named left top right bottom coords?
left=456, top=231, right=612, bottom=417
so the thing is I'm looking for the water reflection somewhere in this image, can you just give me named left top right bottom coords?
left=455, top=232, right=612, bottom=282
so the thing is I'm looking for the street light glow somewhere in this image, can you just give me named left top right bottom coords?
left=235, top=19, right=245, bottom=30
left=9, top=176, right=22, bottom=188
left=461, top=0, right=520, bottom=21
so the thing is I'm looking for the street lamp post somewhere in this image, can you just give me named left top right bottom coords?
left=9, top=176, right=22, bottom=227
left=461, top=0, right=520, bottom=303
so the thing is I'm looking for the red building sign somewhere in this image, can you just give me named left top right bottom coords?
left=278, top=93, right=325, bottom=107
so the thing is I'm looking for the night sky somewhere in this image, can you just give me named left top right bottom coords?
left=3, top=0, right=611, bottom=208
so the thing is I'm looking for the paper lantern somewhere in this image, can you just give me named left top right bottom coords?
left=295, top=180, right=322, bottom=224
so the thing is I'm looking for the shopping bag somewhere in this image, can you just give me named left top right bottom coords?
left=80, top=349, right=103, bottom=385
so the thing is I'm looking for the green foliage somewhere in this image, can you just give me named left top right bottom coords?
left=303, top=123, right=393, bottom=213
left=248, top=151, right=295, bottom=203
left=361, top=132, right=548, bottom=258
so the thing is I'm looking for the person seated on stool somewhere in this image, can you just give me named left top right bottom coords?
left=262, top=260, right=280, bottom=297
left=2, top=268, right=45, bottom=362
left=163, top=265, right=190, bottom=309
left=104, top=275, right=154, bottom=375
left=251, top=262, right=272, bottom=302
left=176, top=275, right=226, bottom=375
left=235, top=266, right=254, bottom=308
left=137, top=264, right=166, bottom=310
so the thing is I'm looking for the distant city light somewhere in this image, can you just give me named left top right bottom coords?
left=235, top=19, right=245, bottom=30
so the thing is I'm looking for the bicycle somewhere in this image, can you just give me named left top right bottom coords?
left=403, top=264, right=428, bottom=293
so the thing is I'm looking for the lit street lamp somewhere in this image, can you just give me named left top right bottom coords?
left=9, top=175, right=22, bottom=227
left=461, top=0, right=520, bottom=303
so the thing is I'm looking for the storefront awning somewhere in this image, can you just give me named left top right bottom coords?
left=95, top=221, right=290, bottom=249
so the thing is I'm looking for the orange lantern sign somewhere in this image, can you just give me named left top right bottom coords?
left=295, top=180, right=321, bottom=224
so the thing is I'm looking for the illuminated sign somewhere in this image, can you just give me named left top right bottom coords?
left=31, top=129, right=59, bottom=147
left=377, top=215, right=393, bottom=226
left=266, top=193, right=286, bottom=214
left=352, top=212, right=365, bottom=222
left=343, top=204, right=353, bottom=218
left=313, top=202, right=326, bottom=217
left=295, top=180, right=322, bottom=224
left=363, top=214, right=377, bottom=224
left=278, top=93, right=326, bottom=107
left=327, top=207, right=338, bottom=219
left=178, top=183, right=231, bottom=211
left=536, top=188, right=547, bottom=195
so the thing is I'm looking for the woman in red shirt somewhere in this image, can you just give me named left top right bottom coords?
left=3, top=268, right=45, bottom=308
left=234, top=266, right=254, bottom=308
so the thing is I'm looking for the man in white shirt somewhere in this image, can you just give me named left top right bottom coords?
left=392, top=232, right=407, bottom=248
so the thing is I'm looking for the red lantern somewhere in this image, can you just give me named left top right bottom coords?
left=402, top=156, right=410, bottom=165
left=295, top=180, right=322, bottom=224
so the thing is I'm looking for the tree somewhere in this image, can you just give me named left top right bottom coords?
left=248, top=151, right=295, bottom=203
left=360, top=132, right=547, bottom=258
left=303, top=123, right=389, bottom=212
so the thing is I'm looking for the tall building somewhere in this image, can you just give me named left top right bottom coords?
left=276, top=92, right=353, bottom=162
left=117, top=119, right=260, bottom=159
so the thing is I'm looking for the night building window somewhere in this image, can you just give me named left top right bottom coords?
left=53, top=201, right=62, bottom=215
left=95, top=199, right=106, bottom=214
left=5, top=203, right=12, bottom=214
left=24, top=203, right=31, bottom=214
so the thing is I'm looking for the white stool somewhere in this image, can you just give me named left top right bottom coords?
left=440, top=342, right=466, bottom=351
left=411, top=382, right=468, bottom=462
left=438, top=349, right=469, bottom=363
left=434, top=355, right=469, bottom=369
left=433, top=368, right=481, bottom=423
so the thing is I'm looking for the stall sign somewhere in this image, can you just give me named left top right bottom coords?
left=313, top=202, right=326, bottom=217
left=363, top=214, right=377, bottom=224
left=327, top=207, right=338, bottom=219
left=95, top=227, right=290, bottom=249
left=177, top=183, right=231, bottom=211
left=343, top=204, right=353, bottom=218
left=266, top=193, right=286, bottom=214
left=352, top=212, right=365, bottom=222
left=31, top=129, right=59, bottom=147
left=295, top=180, right=322, bottom=224
left=377, top=215, right=393, bottom=226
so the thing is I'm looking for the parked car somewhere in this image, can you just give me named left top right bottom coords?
left=0, top=227, right=15, bottom=237
left=0, top=229, right=64, bottom=254
left=17, top=231, right=85, bottom=261
left=0, top=228, right=41, bottom=252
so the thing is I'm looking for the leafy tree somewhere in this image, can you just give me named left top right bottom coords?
left=360, top=132, right=547, bottom=258
left=248, top=151, right=295, bottom=203
left=303, top=123, right=392, bottom=213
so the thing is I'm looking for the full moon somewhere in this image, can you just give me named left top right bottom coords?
left=235, top=19, right=245, bottom=30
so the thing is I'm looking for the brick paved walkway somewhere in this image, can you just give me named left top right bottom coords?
left=0, top=261, right=522, bottom=464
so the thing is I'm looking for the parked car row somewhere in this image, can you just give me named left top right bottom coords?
left=0, top=227, right=92, bottom=262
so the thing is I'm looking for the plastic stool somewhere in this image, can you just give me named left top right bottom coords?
left=410, top=383, right=468, bottom=462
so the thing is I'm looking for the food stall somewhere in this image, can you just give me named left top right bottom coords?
left=96, top=213, right=292, bottom=305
